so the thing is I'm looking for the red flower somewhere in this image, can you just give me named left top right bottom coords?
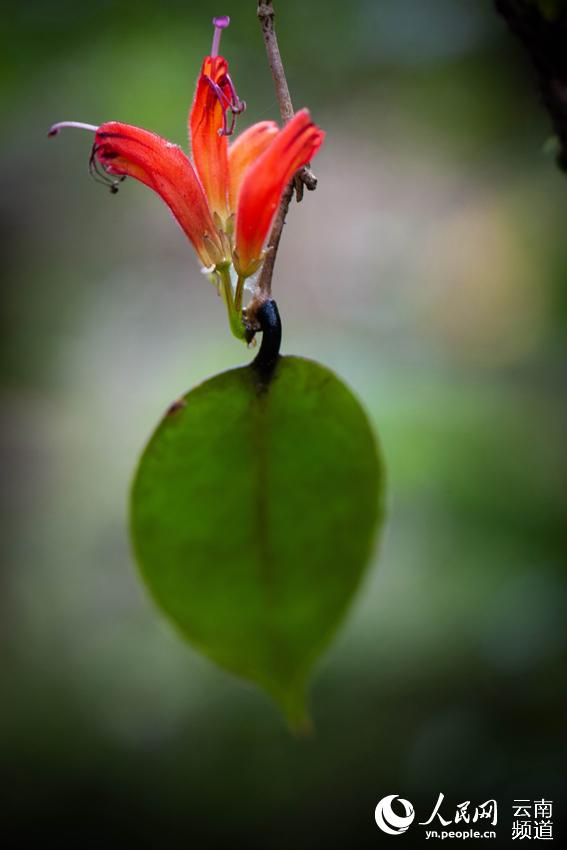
left=49, top=16, right=324, bottom=339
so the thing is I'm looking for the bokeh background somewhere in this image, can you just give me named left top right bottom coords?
left=1, top=0, right=566, bottom=846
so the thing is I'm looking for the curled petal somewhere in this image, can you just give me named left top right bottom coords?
left=234, top=109, right=325, bottom=276
left=190, top=56, right=232, bottom=221
left=227, top=120, right=279, bottom=213
left=94, top=122, right=221, bottom=266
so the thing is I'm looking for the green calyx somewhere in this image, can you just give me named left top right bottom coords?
left=215, top=262, right=248, bottom=342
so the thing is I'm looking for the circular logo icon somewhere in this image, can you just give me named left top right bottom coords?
left=374, top=795, right=415, bottom=835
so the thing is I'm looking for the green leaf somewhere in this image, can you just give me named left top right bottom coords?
left=130, top=356, right=384, bottom=730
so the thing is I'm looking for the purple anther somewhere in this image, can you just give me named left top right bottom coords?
left=89, top=143, right=126, bottom=194
left=203, top=72, right=246, bottom=137
left=211, top=15, right=230, bottom=57
left=47, top=121, right=98, bottom=138
left=224, top=74, right=245, bottom=115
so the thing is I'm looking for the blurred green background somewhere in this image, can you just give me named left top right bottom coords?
left=1, top=0, right=566, bottom=846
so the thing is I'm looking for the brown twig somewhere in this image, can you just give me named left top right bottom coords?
left=495, top=0, right=567, bottom=173
left=252, top=0, right=318, bottom=311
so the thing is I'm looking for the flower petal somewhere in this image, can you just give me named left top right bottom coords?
left=234, top=109, right=324, bottom=276
left=190, top=56, right=232, bottom=221
left=95, top=122, right=221, bottom=267
left=227, top=121, right=279, bottom=212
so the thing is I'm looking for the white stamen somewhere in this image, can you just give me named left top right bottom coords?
left=47, top=121, right=98, bottom=137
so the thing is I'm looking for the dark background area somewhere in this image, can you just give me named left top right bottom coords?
left=1, top=0, right=566, bottom=846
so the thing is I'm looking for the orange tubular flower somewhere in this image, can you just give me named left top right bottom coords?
left=48, top=15, right=324, bottom=341
left=234, top=110, right=323, bottom=278
left=190, top=54, right=234, bottom=223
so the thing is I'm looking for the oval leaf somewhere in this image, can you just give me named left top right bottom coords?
left=130, top=356, right=384, bottom=728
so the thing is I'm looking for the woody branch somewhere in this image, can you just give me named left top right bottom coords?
left=253, top=0, right=318, bottom=307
